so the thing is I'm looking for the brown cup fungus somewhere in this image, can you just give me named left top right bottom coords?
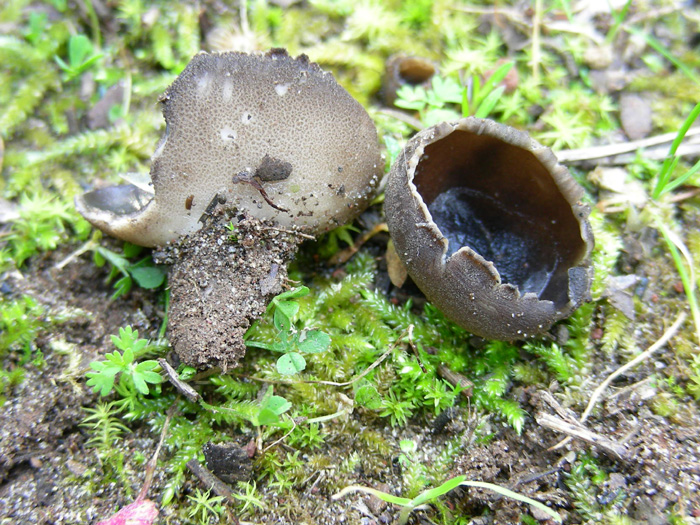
left=385, top=118, right=594, bottom=340
left=76, top=49, right=382, bottom=369
left=383, top=54, right=437, bottom=107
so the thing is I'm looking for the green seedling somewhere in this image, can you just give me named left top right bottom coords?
left=462, top=61, right=514, bottom=119
left=92, top=243, right=167, bottom=299
left=201, top=385, right=293, bottom=453
left=246, top=286, right=331, bottom=375
left=86, top=326, right=163, bottom=396
left=395, top=75, right=462, bottom=126
left=333, top=475, right=562, bottom=524
left=186, top=488, right=226, bottom=524
left=250, top=385, right=292, bottom=427
left=225, top=221, right=238, bottom=242
left=648, top=102, right=700, bottom=344
left=318, top=223, right=359, bottom=259
left=395, top=64, right=514, bottom=127
left=4, top=193, right=84, bottom=269
left=0, top=295, right=46, bottom=357
left=24, top=11, right=49, bottom=47
left=398, top=439, right=429, bottom=497
left=54, top=34, right=103, bottom=80
left=652, top=101, right=700, bottom=199
left=233, top=481, right=265, bottom=514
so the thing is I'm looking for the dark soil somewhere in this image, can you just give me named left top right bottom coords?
left=154, top=209, right=301, bottom=371
left=0, top=245, right=164, bottom=522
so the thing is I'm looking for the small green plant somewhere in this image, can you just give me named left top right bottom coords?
left=246, top=286, right=331, bottom=375
left=233, top=481, right=265, bottom=514
left=81, top=401, right=131, bottom=487
left=225, top=221, right=238, bottom=242
left=317, top=223, right=359, bottom=259
left=395, top=63, right=514, bottom=127
left=565, top=453, right=625, bottom=522
left=4, top=193, right=88, bottom=269
left=0, top=367, right=25, bottom=404
left=0, top=295, right=47, bottom=357
left=247, top=385, right=291, bottom=427
left=333, top=475, right=562, bottom=524
left=92, top=243, right=167, bottom=299
left=398, top=440, right=429, bottom=497
left=186, top=488, right=226, bottom=524
left=461, top=61, right=514, bottom=118
left=204, top=385, right=292, bottom=430
left=648, top=101, right=700, bottom=345
left=395, top=75, right=462, bottom=126
left=287, top=421, right=327, bottom=450
left=652, top=101, right=700, bottom=199
left=379, top=390, right=415, bottom=427
left=688, top=354, right=700, bottom=401
left=86, top=326, right=163, bottom=397
left=54, top=33, right=103, bottom=81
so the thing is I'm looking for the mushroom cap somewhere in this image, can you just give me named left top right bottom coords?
left=76, top=49, right=382, bottom=247
left=385, top=118, right=594, bottom=340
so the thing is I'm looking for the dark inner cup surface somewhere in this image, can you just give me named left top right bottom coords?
left=414, top=128, right=585, bottom=307
left=81, top=184, right=153, bottom=216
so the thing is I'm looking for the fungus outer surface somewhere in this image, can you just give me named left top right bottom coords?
left=74, top=50, right=383, bottom=369
left=385, top=118, right=594, bottom=340
left=76, top=49, right=382, bottom=247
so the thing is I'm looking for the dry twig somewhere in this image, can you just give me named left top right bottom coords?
left=545, top=311, right=687, bottom=452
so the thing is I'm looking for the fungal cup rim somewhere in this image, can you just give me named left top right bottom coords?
left=386, top=117, right=595, bottom=340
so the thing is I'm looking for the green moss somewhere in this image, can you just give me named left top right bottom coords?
left=3, top=1, right=699, bottom=522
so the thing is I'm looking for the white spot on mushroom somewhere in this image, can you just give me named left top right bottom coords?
left=275, top=83, right=289, bottom=96
left=222, top=79, right=233, bottom=103
left=220, top=127, right=237, bottom=142
left=241, top=112, right=254, bottom=124
left=196, top=72, right=212, bottom=98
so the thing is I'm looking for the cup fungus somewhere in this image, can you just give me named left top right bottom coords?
left=76, top=49, right=382, bottom=369
left=383, top=54, right=437, bottom=107
left=385, top=118, right=594, bottom=340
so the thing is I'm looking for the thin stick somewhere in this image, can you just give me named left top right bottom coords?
left=531, top=0, right=543, bottom=85
left=261, top=226, right=315, bottom=240
left=405, top=325, right=427, bottom=373
left=580, top=311, right=686, bottom=423
left=262, top=415, right=297, bottom=453
left=536, top=413, right=629, bottom=460
left=437, top=365, right=473, bottom=398
left=158, top=358, right=201, bottom=403
left=547, top=311, right=687, bottom=451
left=376, top=108, right=424, bottom=130
left=54, top=240, right=97, bottom=270
left=137, top=404, right=176, bottom=501
left=186, top=458, right=239, bottom=508
left=556, top=126, right=700, bottom=163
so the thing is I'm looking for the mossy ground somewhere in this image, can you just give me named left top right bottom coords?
left=1, top=1, right=700, bottom=524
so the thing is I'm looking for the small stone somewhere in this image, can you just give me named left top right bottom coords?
left=366, top=483, right=391, bottom=515
left=620, top=93, right=652, bottom=140
left=583, top=44, right=614, bottom=70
